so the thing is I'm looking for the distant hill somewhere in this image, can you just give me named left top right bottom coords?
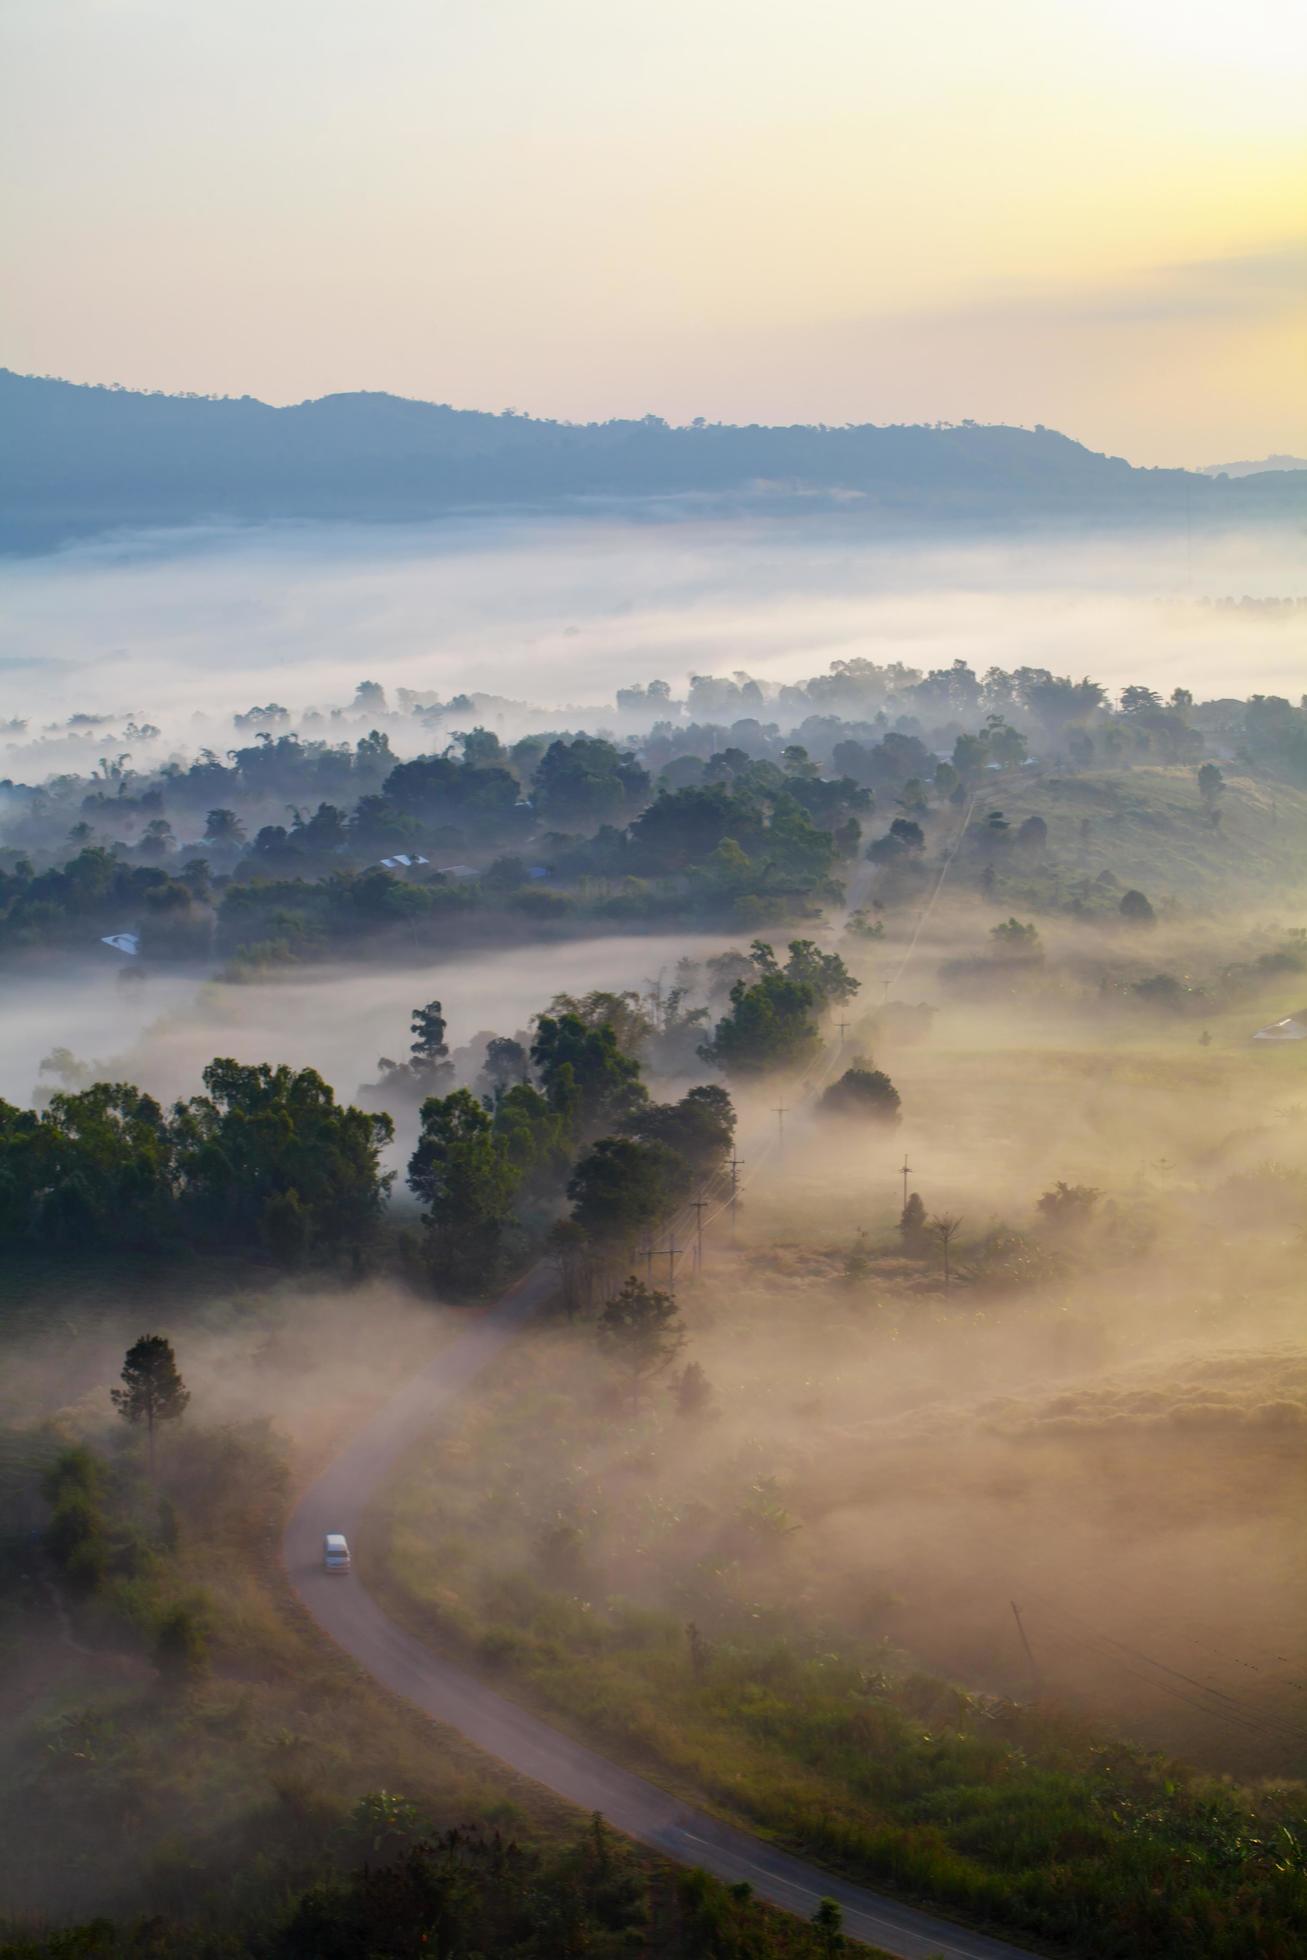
left=1200, top=454, right=1307, bottom=478
left=1, top=368, right=1302, bottom=552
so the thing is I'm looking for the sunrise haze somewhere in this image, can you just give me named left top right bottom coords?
left=3, top=0, right=1303, bottom=465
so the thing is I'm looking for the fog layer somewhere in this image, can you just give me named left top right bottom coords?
left=2, top=518, right=1304, bottom=754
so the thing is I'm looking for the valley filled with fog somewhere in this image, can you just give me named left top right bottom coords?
left=3, top=504, right=1306, bottom=1960
left=2, top=515, right=1304, bottom=766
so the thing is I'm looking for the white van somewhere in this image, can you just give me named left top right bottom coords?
left=323, top=1532, right=351, bottom=1574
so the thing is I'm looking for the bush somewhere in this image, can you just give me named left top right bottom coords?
left=509, top=887, right=573, bottom=919
left=44, top=1446, right=109, bottom=1593
left=154, top=1600, right=209, bottom=1682
left=818, top=1064, right=901, bottom=1124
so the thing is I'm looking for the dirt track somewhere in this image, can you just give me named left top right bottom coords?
left=282, top=1264, right=1038, bottom=1960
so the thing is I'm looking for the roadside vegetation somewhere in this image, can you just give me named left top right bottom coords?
left=368, top=1280, right=1307, bottom=1960
left=2, top=1300, right=862, bottom=1958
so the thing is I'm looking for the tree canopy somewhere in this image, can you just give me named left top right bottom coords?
left=818, top=1064, right=901, bottom=1124
left=111, top=1333, right=189, bottom=1471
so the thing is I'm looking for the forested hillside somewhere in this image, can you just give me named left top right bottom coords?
left=3, top=368, right=1303, bottom=550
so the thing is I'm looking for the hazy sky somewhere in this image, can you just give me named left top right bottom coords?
left=3, top=0, right=1304, bottom=466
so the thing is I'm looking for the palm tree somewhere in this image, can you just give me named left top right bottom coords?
left=204, top=808, right=245, bottom=846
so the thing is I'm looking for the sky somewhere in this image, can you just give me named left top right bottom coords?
left=2, top=0, right=1304, bottom=467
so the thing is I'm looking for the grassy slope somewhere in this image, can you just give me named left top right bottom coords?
left=971, top=765, right=1307, bottom=913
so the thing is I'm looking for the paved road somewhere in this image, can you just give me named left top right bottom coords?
left=282, top=1265, right=1038, bottom=1960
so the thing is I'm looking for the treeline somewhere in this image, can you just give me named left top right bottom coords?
left=5, top=661, right=1304, bottom=965
left=8, top=659, right=1306, bottom=878
left=0, top=942, right=870, bottom=1281
left=408, top=996, right=738, bottom=1297
left=404, top=943, right=866, bottom=1296
left=0, top=1062, right=392, bottom=1264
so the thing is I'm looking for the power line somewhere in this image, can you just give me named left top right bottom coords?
left=1021, top=1587, right=1307, bottom=1749
left=690, top=1197, right=708, bottom=1273
left=882, top=794, right=978, bottom=998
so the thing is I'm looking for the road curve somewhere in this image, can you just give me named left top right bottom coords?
left=283, top=1265, right=1038, bottom=1960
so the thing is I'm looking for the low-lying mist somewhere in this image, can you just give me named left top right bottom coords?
left=372, top=895, right=1307, bottom=1782
left=0, top=931, right=730, bottom=1115
left=2, top=515, right=1304, bottom=764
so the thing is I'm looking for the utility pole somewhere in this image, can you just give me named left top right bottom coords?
left=836, top=1019, right=848, bottom=1048
left=690, top=1197, right=708, bottom=1274
left=1011, top=1600, right=1040, bottom=1697
left=900, top=1154, right=913, bottom=1212
left=664, top=1238, right=682, bottom=1297
left=729, top=1153, right=744, bottom=1243
left=643, top=1232, right=655, bottom=1285
left=773, top=1104, right=787, bottom=1156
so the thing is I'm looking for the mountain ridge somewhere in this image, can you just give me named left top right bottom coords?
left=2, top=367, right=1301, bottom=553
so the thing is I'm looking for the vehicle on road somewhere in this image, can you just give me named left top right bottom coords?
left=323, top=1532, right=351, bottom=1573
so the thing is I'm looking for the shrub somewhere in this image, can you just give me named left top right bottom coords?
left=818, top=1064, right=901, bottom=1124
left=154, top=1600, right=209, bottom=1682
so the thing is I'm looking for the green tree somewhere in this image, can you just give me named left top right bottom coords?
left=204, top=808, right=246, bottom=846
left=1119, top=888, right=1156, bottom=927
left=868, top=817, right=926, bottom=865
left=531, top=1011, right=647, bottom=1140
left=480, top=1035, right=529, bottom=1098
left=173, top=1060, right=394, bottom=1263
left=676, top=1360, right=713, bottom=1417
left=111, top=1334, right=189, bottom=1473
left=698, top=973, right=821, bottom=1078
left=756, top=793, right=838, bottom=889
left=43, top=1446, right=108, bottom=1592
left=818, top=1065, right=901, bottom=1124
left=899, top=1191, right=929, bottom=1257
left=567, top=1136, right=678, bottom=1253
left=543, top=988, right=654, bottom=1056
left=990, top=917, right=1042, bottom=960
left=984, top=715, right=1028, bottom=766
left=492, top=1081, right=570, bottom=1194
left=1197, top=762, right=1225, bottom=813
left=622, top=1083, right=736, bottom=1187
left=780, top=939, right=860, bottom=1008
left=951, top=730, right=989, bottom=784
left=534, top=735, right=650, bottom=827
left=0, top=1081, right=174, bottom=1250
left=155, top=1600, right=209, bottom=1682
left=813, top=1897, right=845, bottom=1955
left=1037, top=1181, right=1101, bottom=1231
left=597, top=1276, right=684, bottom=1410
left=410, top=1000, right=454, bottom=1079
left=408, top=1089, right=521, bottom=1296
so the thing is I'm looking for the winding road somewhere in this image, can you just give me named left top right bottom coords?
left=283, top=1264, right=1038, bottom=1960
